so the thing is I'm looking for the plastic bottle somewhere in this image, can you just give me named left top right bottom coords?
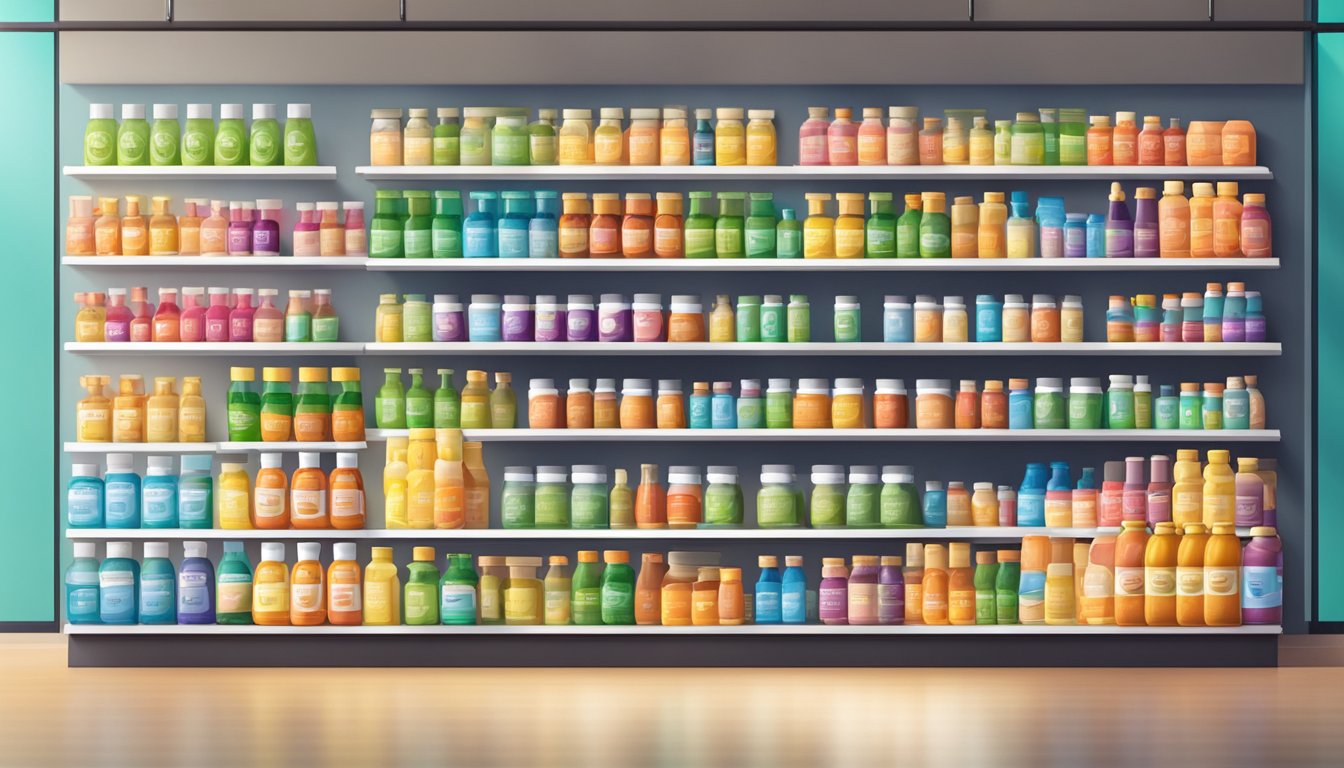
left=251, top=542, right=290, bottom=625
left=993, top=550, right=1020, bottom=625
left=1086, top=115, right=1113, bottom=165
left=66, top=542, right=101, bottom=624
left=215, top=542, right=253, bottom=625
left=130, top=541, right=175, bottom=625
left=920, top=545, right=949, bottom=625
left=945, top=544, right=974, bottom=625
left=569, top=550, right=603, bottom=625
left=1141, top=521, right=1179, bottom=625
left=248, top=103, right=281, bottom=166
left=1157, top=180, right=1191, bottom=258
left=404, top=547, right=441, bottom=626
left=1202, top=449, right=1235, bottom=527
left=919, top=117, right=945, bottom=165
left=440, top=553, right=478, bottom=625
left=325, top=542, right=362, bottom=626
left=330, top=452, right=366, bottom=530
left=1213, top=181, right=1245, bottom=258
left=543, top=555, right=572, bottom=625
left=363, top=547, right=401, bottom=626
left=1112, top=520, right=1149, bottom=626
left=803, top=193, right=834, bottom=258
left=798, top=107, right=829, bottom=165
left=290, top=452, right=329, bottom=529
left=181, top=104, right=215, bottom=166
left=1204, top=523, right=1242, bottom=626
left=1242, top=526, right=1282, bottom=625
left=286, top=541, right=325, bottom=626
left=97, top=541, right=138, bottom=624
left=919, top=192, right=951, bottom=258
left=825, top=108, right=858, bottom=165
left=598, top=550, right=636, bottom=625
left=87, top=103, right=124, bottom=165
left=140, top=456, right=178, bottom=529
left=282, top=103, right=317, bottom=166
left=1189, top=182, right=1216, bottom=258
left=1016, top=535, right=1050, bottom=625
left=773, top=555, right=802, bottom=624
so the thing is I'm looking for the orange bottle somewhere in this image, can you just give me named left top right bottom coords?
left=120, top=196, right=149, bottom=255
left=635, top=463, right=667, bottom=528
left=463, top=441, right=490, bottom=529
left=980, top=380, right=1007, bottom=428
left=921, top=544, right=949, bottom=625
left=635, top=553, right=667, bottom=625
left=1186, top=121, right=1224, bottom=166
left=954, top=380, right=980, bottom=429
left=619, top=379, right=655, bottom=429
left=1086, top=115, right=1113, bottom=165
left=588, top=193, right=621, bottom=257
left=1163, top=118, right=1186, bottom=166
left=653, top=193, right=684, bottom=258
left=1111, top=111, right=1138, bottom=165
left=94, top=197, right=121, bottom=255
left=260, top=367, right=293, bottom=442
left=433, top=428, right=465, bottom=530
left=947, top=542, right=975, bottom=626
left=1189, top=182, right=1216, bottom=258
left=1143, top=521, right=1179, bottom=626
left=253, top=452, right=290, bottom=529
left=656, top=379, right=686, bottom=429
left=666, top=467, right=703, bottom=528
left=558, top=193, right=591, bottom=258
left=1204, top=522, right=1242, bottom=626
left=1158, top=180, right=1190, bottom=258
left=1176, top=522, right=1210, bottom=626
left=1082, top=534, right=1116, bottom=625
left=331, top=367, right=365, bottom=442
left=566, top=379, right=594, bottom=428
left=290, top=452, right=330, bottom=529
left=1113, top=519, right=1149, bottom=626
left=593, top=379, right=618, bottom=428
left=329, top=452, right=366, bottom=530
left=718, top=567, right=745, bottom=625
left=252, top=542, right=290, bottom=626
left=1212, top=181, right=1244, bottom=258
left=527, top=378, right=561, bottom=429
left=290, top=542, right=327, bottom=626
left=691, top=567, right=721, bottom=626
left=327, top=542, right=363, bottom=626
left=1221, top=120, right=1256, bottom=166
left=1137, top=115, right=1164, bottom=165
left=621, top=193, right=655, bottom=257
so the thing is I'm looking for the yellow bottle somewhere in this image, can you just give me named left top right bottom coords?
left=745, top=109, right=777, bottom=166
left=833, top=193, right=866, bottom=259
left=74, top=292, right=105, bottom=341
left=610, top=468, right=634, bottom=528
left=1202, top=449, right=1235, bottom=527
left=383, top=436, right=409, bottom=529
left=374, top=294, right=403, bottom=343
left=977, top=192, right=1007, bottom=258
left=406, top=427, right=436, bottom=529
left=558, top=108, right=593, bottom=166
left=950, top=196, right=979, bottom=258
left=1143, top=521, right=1179, bottom=626
left=594, top=107, right=625, bottom=165
left=1212, top=181, right=1244, bottom=258
left=433, top=428, right=465, bottom=529
left=145, top=376, right=179, bottom=443
left=464, top=441, right=490, bottom=529
left=1044, top=563, right=1076, bottom=625
left=178, top=376, right=206, bottom=442
left=460, top=370, right=490, bottom=429
left=112, top=374, right=146, bottom=443
left=715, top=107, right=746, bottom=166
left=121, top=196, right=148, bottom=256
left=1176, top=521, right=1210, bottom=626
left=1172, top=448, right=1203, bottom=526
left=218, top=462, right=253, bottom=529
left=709, top=295, right=735, bottom=342
left=803, top=193, right=834, bottom=259
left=968, top=116, right=994, bottom=165
left=77, top=375, right=112, bottom=442
left=148, top=195, right=178, bottom=255
left=363, top=546, right=402, bottom=626
left=252, top=543, right=290, bottom=625
left=1189, top=182, right=1216, bottom=258
left=1158, top=180, right=1190, bottom=257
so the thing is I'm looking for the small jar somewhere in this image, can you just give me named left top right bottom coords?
left=621, top=193, right=655, bottom=257
left=501, top=467, right=536, bottom=529
left=558, top=109, right=594, bottom=165
left=757, top=464, right=802, bottom=528
left=786, top=294, right=811, bottom=343
left=746, top=109, right=777, bottom=166
left=736, top=295, right=762, bottom=342
left=432, top=293, right=466, bottom=342
left=656, top=379, right=685, bottom=429
left=1061, top=295, right=1084, bottom=343
left=975, top=294, right=1003, bottom=342
left=954, top=380, right=980, bottom=429
left=760, top=295, right=786, bottom=342
left=1034, top=377, right=1066, bottom=429
left=971, top=482, right=998, bottom=527
left=765, top=378, right=794, bottom=429
left=913, top=295, right=943, bottom=343
left=594, top=379, right=618, bottom=428
left=715, top=107, right=746, bottom=166
left=873, top=379, right=909, bottom=429
left=833, top=295, right=861, bottom=343
left=880, top=466, right=921, bottom=528
left=703, top=466, right=744, bottom=527
left=660, top=107, right=690, bottom=166
left=571, top=465, right=610, bottom=528
left=883, top=295, right=913, bottom=343
left=534, top=466, right=571, bottom=528
left=559, top=193, right=591, bottom=257
left=598, top=293, right=632, bottom=343
left=566, top=294, right=597, bottom=342
left=594, top=107, right=625, bottom=165
left=1002, top=294, right=1029, bottom=343
left=460, top=108, right=494, bottom=166
left=619, top=378, right=654, bottom=429
left=846, top=466, right=881, bottom=528
left=566, top=378, right=593, bottom=429
left=1068, top=377, right=1103, bottom=429
left=998, top=486, right=1018, bottom=526
left=737, top=379, right=764, bottom=428
left=1030, top=294, right=1061, bottom=343
left=981, top=380, right=1007, bottom=428
left=1008, top=378, right=1034, bottom=429
left=534, top=294, right=565, bottom=342
left=501, top=294, right=534, bottom=342
left=628, top=108, right=661, bottom=165
left=590, top=194, right=622, bottom=256
left=491, top=115, right=529, bottom=166
left=711, top=382, right=736, bottom=429
left=831, top=378, right=866, bottom=429
left=668, top=295, right=706, bottom=342
left=810, top=464, right=847, bottom=528
left=527, top=378, right=561, bottom=429
left=1064, top=213, right=1088, bottom=257
left=369, top=108, right=403, bottom=166
left=793, top=378, right=832, bottom=429
left=467, top=293, right=502, bottom=342
left=915, top=378, right=953, bottom=429
left=667, top=466, right=704, bottom=528
left=942, top=296, right=968, bottom=342
left=689, top=381, right=712, bottom=429
left=632, top=293, right=664, bottom=343
left=819, top=558, right=851, bottom=625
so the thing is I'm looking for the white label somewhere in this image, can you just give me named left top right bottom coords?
left=254, top=487, right=286, bottom=518
left=331, top=488, right=365, bottom=519
left=1145, top=566, right=1176, bottom=597
left=99, top=571, right=134, bottom=588
left=290, top=488, right=326, bottom=521
left=330, top=583, right=362, bottom=612
left=1114, top=566, right=1145, bottom=597
left=1176, top=566, right=1204, bottom=597
left=292, top=582, right=324, bottom=611
left=1205, top=567, right=1239, bottom=597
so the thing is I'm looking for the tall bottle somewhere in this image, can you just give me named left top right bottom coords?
left=1176, top=522, right=1210, bottom=626
left=1204, top=523, right=1242, bottom=626
left=1143, top=521, right=1179, bottom=625
left=1104, top=182, right=1133, bottom=257
left=1158, top=180, right=1190, bottom=258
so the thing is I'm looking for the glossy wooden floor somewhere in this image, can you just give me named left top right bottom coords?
left=4, top=635, right=1344, bottom=767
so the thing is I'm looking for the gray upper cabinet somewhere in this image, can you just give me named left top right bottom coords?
left=61, top=0, right=167, bottom=21
left=407, top=0, right=967, bottom=23
left=173, top=0, right=401, bottom=22
left=1215, top=0, right=1306, bottom=22
left=974, top=0, right=1209, bottom=22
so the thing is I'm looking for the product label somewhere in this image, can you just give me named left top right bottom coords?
left=1018, top=571, right=1046, bottom=623
left=142, top=485, right=176, bottom=525
left=139, top=574, right=174, bottom=617
left=330, top=583, right=361, bottom=612
left=370, top=229, right=402, bottom=258
left=291, top=488, right=326, bottom=521
left=332, top=488, right=365, bottom=519
left=777, top=229, right=801, bottom=258
left=404, top=587, right=435, bottom=622
left=100, top=583, right=134, bottom=619
left=177, top=570, right=209, bottom=613
left=573, top=587, right=601, bottom=622
left=745, top=228, right=776, bottom=258
left=559, top=225, right=589, bottom=256
left=1114, top=566, right=1145, bottom=597
left=292, top=582, right=323, bottom=612
left=1204, top=495, right=1234, bottom=525
left=1205, top=567, right=1239, bottom=597
left=432, top=135, right=460, bottom=165
left=253, top=486, right=286, bottom=519
left=218, top=575, right=252, bottom=613
left=440, top=583, right=476, bottom=621
left=835, top=228, right=865, bottom=258
left=527, top=227, right=558, bottom=259
left=919, top=232, right=950, bottom=254
left=1242, top=565, right=1281, bottom=609
left=68, top=486, right=102, bottom=526
left=1145, top=566, right=1176, bottom=597
left=504, top=587, right=539, bottom=622
left=683, top=227, right=715, bottom=258
left=254, top=582, right=289, bottom=613
left=364, top=581, right=392, bottom=621
left=1176, top=566, right=1204, bottom=597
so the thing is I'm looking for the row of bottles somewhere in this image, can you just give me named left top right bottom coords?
left=73, top=286, right=338, bottom=343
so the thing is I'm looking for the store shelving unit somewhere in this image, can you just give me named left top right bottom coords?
left=62, top=165, right=339, bottom=180
left=363, top=341, right=1283, bottom=356
left=64, top=441, right=367, bottom=453
left=64, top=342, right=364, bottom=355
left=355, top=165, right=1274, bottom=181
left=62, top=256, right=366, bottom=269
left=365, top=428, right=1281, bottom=443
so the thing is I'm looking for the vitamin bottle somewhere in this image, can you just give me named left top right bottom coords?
left=1086, top=115, right=1113, bottom=165
left=887, top=106, right=919, bottom=164
left=660, top=107, right=690, bottom=165
left=1158, top=180, right=1190, bottom=257
left=253, top=452, right=288, bottom=529
left=715, top=108, right=746, bottom=166
left=1164, top=117, right=1187, bottom=165
left=834, top=193, right=865, bottom=258
left=1111, top=111, right=1138, bottom=165
left=558, top=193, right=591, bottom=258
left=857, top=108, right=886, bottom=165
left=589, top=193, right=621, bottom=257
left=715, top=192, right=746, bottom=258
left=1189, top=182, right=1216, bottom=257
left=654, top=193, right=684, bottom=258
left=950, top=196, right=978, bottom=258
left=799, top=107, right=829, bottom=165
left=803, top=193, right=834, bottom=258
left=1241, top=193, right=1272, bottom=257
left=693, top=109, right=715, bottom=165
left=745, top=109, right=776, bottom=165
left=1222, top=119, right=1257, bottom=166
left=1212, top=181, right=1244, bottom=258
left=947, top=544, right=976, bottom=625
left=558, top=109, right=593, bottom=165
left=919, top=117, right=944, bottom=165
left=942, top=115, right=967, bottom=164
left=594, top=107, right=625, bottom=165
left=865, top=192, right=896, bottom=258
left=827, top=108, right=858, bottom=165
left=919, top=192, right=950, bottom=258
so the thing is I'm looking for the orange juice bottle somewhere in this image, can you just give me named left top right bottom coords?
left=290, top=542, right=327, bottom=626
left=260, top=367, right=293, bottom=442
left=1086, top=115, right=1113, bottom=165
left=635, top=463, right=667, bottom=528
left=433, top=428, right=465, bottom=529
left=327, top=542, right=363, bottom=625
left=1112, top=111, right=1138, bottom=165
left=977, top=192, right=1007, bottom=258
left=120, top=196, right=149, bottom=255
left=921, top=544, right=949, bottom=625
left=1019, top=535, right=1050, bottom=625
left=406, top=428, right=436, bottom=529
left=330, top=452, right=366, bottom=529
left=252, top=542, right=290, bottom=625
left=363, top=546, right=401, bottom=626
left=1212, top=181, right=1244, bottom=258
left=94, top=196, right=121, bottom=255
left=1143, top=521, right=1179, bottom=626
left=1113, top=519, right=1149, bottom=626
left=1176, top=522, right=1210, bottom=626
left=463, top=441, right=490, bottom=528
left=290, top=452, right=329, bottom=529
left=1158, top=181, right=1190, bottom=258
left=1082, top=534, right=1116, bottom=625
left=1204, top=522, right=1242, bottom=626
left=253, top=452, right=289, bottom=529
left=1202, top=449, right=1235, bottom=527
left=113, top=374, right=146, bottom=443
left=1189, top=182, right=1216, bottom=258
left=635, top=552, right=667, bottom=625
left=947, top=542, right=975, bottom=625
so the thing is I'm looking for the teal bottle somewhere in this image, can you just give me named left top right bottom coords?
left=599, top=552, right=636, bottom=625
left=865, top=192, right=897, bottom=258
left=141, top=456, right=179, bottom=529
left=177, top=454, right=214, bottom=529
left=432, top=190, right=464, bottom=258
left=693, top=109, right=715, bottom=165
left=497, top=191, right=533, bottom=258
left=66, top=464, right=105, bottom=528
left=116, top=104, right=150, bottom=166
left=745, top=193, right=777, bottom=258
left=464, top=191, right=499, bottom=258
left=434, top=368, right=461, bottom=428
left=405, top=368, right=434, bottom=429
left=781, top=556, right=807, bottom=624
left=216, top=542, right=254, bottom=625
left=99, top=542, right=139, bottom=625
left=66, top=542, right=101, bottom=624
left=776, top=208, right=802, bottom=258
left=440, top=553, right=479, bottom=625
left=138, top=542, right=176, bottom=625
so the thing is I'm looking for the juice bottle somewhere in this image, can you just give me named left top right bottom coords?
left=969, top=116, right=994, bottom=165
left=330, top=452, right=366, bottom=530
left=834, top=193, right=865, bottom=258
left=252, top=543, right=290, bottom=626
left=803, top=193, right=834, bottom=258
left=1176, top=522, right=1210, bottom=625
left=406, top=428, right=436, bottom=529
left=404, top=547, right=441, bottom=626
left=1112, top=111, right=1138, bottom=165
left=1086, top=115, right=1113, bottom=165
left=1242, top=526, right=1282, bottom=625
left=363, top=547, right=401, bottom=626
left=330, top=367, right=365, bottom=442
left=610, top=468, right=634, bottom=528
left=252, top=289, right=284, bottom=342
left=252, top=452, right=288, bottom=529
left=260, top=367, right=293, bottom=443
left=112, top=374, right=145, bottom=443
left=918, top=117, right=944, bottom=165
left=1189, top=182, right=1216, bottom=257
left=285, top=290, right=312, bottom=341
left=199, top=200, right=227, bottom=255
left=178, top=198, right=204, bottom=255
left=745, top=109, right=776, bottom=166
left=1203, top=449, right=1235, bottom=527
left=887, top=106, right=918, bottom=164
left=798, top=107, right=829, bottom=165
left=291, top=452, right=329, bottom=529
left=503, top=556, right=543, bottom=626
left=216, top=542, right=254, bottom=625
left=629, top=552, right=665, bottom=625
left=211, top=460, right=250, bottom=529
left=178, top=376, right=205, bottom=443
left=827, top=108, right=858, bottom=165
left=571, top=550, right=603, bottom=625
left=949, top=196, right=977, bottom=258
left=1081, top=535, right=1116, bottom=625
left=145, top=377, right=179, bottom=443
left=226, top=367, right=262, bottom=442
left=120, top=196, right=148, bottom=255
left=152, top=287, right=180, bottom=341
left=1143, top=521, right=1179, bottom=625
left=1205, top=523, right=1242, bottom=626
left=994, top=549, right=1020, bottom=625
left=857, top=107, right=886, bottom=165
left=128, top=286, right=154, bottom=342
left=782, top=555, right=807, bottom=624
left=1212, top=181, right=1244, bottom=258
left=1235, top=458, right=1264, bottom=528
left=138, top=542, right=176, bottom=624
left=600, top=550, right=636, bottom=625
left=542, top=555, right=572, bottom=625
left=635, top=463, right=667, bottom=528
left=977, top=192, right=1007, bottom=258
left=921, top=544, right=949, bottom=625
left=1113, top=519, right=1149, bottom=626
left=327, top=542, right=362, bottom=625
left=433, top=428, right=465, bottom=530
left=95, top=196, right=122, bottom=255
left=148, top=196, right=178, bottom=255
left=463, top=441, right=490, bottom=529
left=178, top=287, right=206, bottom=342
left=594, top=108, right=624, bottom=165
left=866, top=192, right=896, bottom=258
left=972, top=552, right=997, bottom=625
left=659, top=107, right=689, bottom=166
left=1018, top=535, right=1050, bottom=625
left=1158, top=180, right=1190, bottom=258
left=77, top=375, right=112, bottom=442
left=294, top=367, right=332, bottom=443
left=1172, top=449, right=1203, bottom=526
left=66, top=195, right=96, bottom=254
left=290, top=542, right=326, bottom=626
left=947, top=543, right=975, bottom=626
left=460, top=370, right=490, bottom=429
left=1164, top=118, right=1186, bottom=165
left=1138, top=115, right=1164, bottom=165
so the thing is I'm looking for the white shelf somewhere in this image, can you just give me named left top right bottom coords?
left=63, top=165, right=338, bottom=180
left=64, top=442, right=216, bottom=454
left=217, top=441, right=367, bottom=453
left=64, top=342, right=363, bottom=356
left=364, top=257, right=1281, bottom=272
left=367, top=427, right=1278, bottom=443
left=63, top=256, right=365, bottom=269
left=63, top=623, right=1281, bottom=636
left=362, top=341, right=1282, bottom=356
left=355, top=164, right=1274, bottom=181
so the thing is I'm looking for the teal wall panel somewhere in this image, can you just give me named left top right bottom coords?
left=1318, top=35, right=1344, bottom=622
left=0, top=0, right=52, bottom=22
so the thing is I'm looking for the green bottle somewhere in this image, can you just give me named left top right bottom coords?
left=571, top=552, right=604, bottom=626
left=776, top=208, right=802, bottom=258
left=440, top=553, right=478, bottom=625
left=84, top=103, right=118, bottom=166
left=433, top=107, right=461, bottom=166
left=405, top=368, right=434, bottom=428
left=403, top=190, right=433, bottom=259
left=226, top=367, right=261, bottom=442
left=974, top=556, right=999, bottom=625
left=149, top=104, right=180, bottom=166
left=434, top=368, right=461, bottom=427
left=332, top=367, right=363, bottom=437
left=182, top=103, right=215, bottom=166
left=715, top=192, right=746, bottom=258
left=403, top=294, right=432, bottom=342
left=116, top=104, right=150, bottom=166
left=491, top=373, right=517, bottom=428
left=599, top=551, right=636, bottom=625
left=432, top=191, right=464, bottom=258
left=260, top=367, right=293, bottom=438
left=214, top=103, right=248, bottom=166
left=403, top=548, right=441, bottom=625
left=248, top=104, right=282, bottom=166
left=283, top=103, right=318, bottom=166
left=684, top=191, right=717, bottom=258
left=865, top=192, right=897, bottom=258
left=786, top=295, right=811, bottom=343
left=995, top=554, right=1021, bottom=625
left=215, top=542, right=253, bottom=625
left=745, top=192, right=777, bottom=258
left=896, top=193, right=922, bottom=258
left=528, top=108, right=558, bottom=165
left=371, top=190, right=404, bottom=259
left=918, top=192, right=951, bottom=258
left=375, top=368, right=406, bottom=429
left=296, top=368, right=331, bottom=434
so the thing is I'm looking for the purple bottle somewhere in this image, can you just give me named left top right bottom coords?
left=877, top=556, right=904, bottom=625
left=1104, top=182, right=1133, bottom=257
left=534, top=294, right=566, bottom=342
left=433, top=294, right=466, bottom=342
left=177, top=540, right=216, bottom=625
left=1122, top=455, right=1146, bottom=523
left=1132, top=187, right=1158, bottom=258
left=1241, top=527, right=1282, bottom=625
left=227, top=201, right=254, bottom=255
left=566, top=294, right=597, bottom=342
left=819, top=558, right=849, bottom=625
left=1146, top=454, right=1172, bottom=527
left=253, top=198, right=281, bottom=256
left=598, top=293, right=632, bottom=343
left=501, top=294, right=535, bottom=342
left=1244, top=291, right=1266, bottom=342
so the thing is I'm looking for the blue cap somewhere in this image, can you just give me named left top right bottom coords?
left=181, top=455, right=212, bottom=472
left=1086, top=213, right=1105, bottom=224
left=1011, top=191, right=1029, bottom=205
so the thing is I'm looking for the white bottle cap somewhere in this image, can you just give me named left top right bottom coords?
left=89, top=104, right=114, bottom=120
left=143, top=542, right=169, bottom=559
left=287, top=103, right=312, bottom=119
left=256, top=198, right=283, bottom=211
left=343, top=201, right=363, bottom=211
left=658, top=379, right=682, bottom=392
left=106, top=453, right=134, bottom=472
left=336, top=453, right=359, bottom=469
left=297, top=542, right=321, bottom=562
left=568, top=378, right=590, bottom=391
left=261, top=542, right=286, bottom=563
left=186, top=103, right=212, bottom=120
left=73, top=542, right=96, bottom=559
left=260, top=452, right=283, bottom=470
left=121, top=104, right=145, bottom=120
left=333, top=542, right=356, bottom=562
left=252, top=103, right=276, bottom=120
left=146, top=456, right=174, bottom=475
left=706, top=466, right=738, bottom=483
left=106, top=541, right=132, bottom=559
left=72, top=464, right=100, bottom=478
left=595, top=378, right=616, bottom=391
left=767, top=378, right=792, bottom=390
left=299, top=452, right=321, bottom=469
left=181, top=541, right=206, bottom=559
left=151, top=103, right=177, bottom=120
left=220, top=103, right=244, bottom=120
left=504, top=467, right=535, bottom=482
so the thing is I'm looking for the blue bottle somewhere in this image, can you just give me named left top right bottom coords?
left=974, top=294, right=1003, bottom=342
left=1046, top=461, right=1072, bottom=520
left=1085, top=213, right=1106, bottom=257
left=689, top=383, right=712, bottom=429
left=1224, top=377, right=1251, bottom=430
left=529, top=190, right=559, bottom=258
left=497, top=190, right=533, bottom=258
left=1008, top=380, right=1034, bottom=429
left=139, top=542, right=176, bottom=624
left=692, top=109, right=715, bottom=166
left=1155, top=384, right=1179, bottom=429
left=883, top=295, right=913, bottom=343
left=922, top=481, right=947, bottom=527
left=1017, top=463, right=1049, bottom=527
left=178, top=454, right=213, bottom=529
left=99, top=541, right=139, bottom=624
left=141, top=456, right=179, bottom=529
left=177, top=540, right=216, bottom=625
left=781, top=556, right=806, bottom=624
left=710, top=382, right=737, bottom=429
left=103, top=453, right=141, bottom=529
left=67, top=464, right=105, bottom=528
left=464, top=191, right=499, bottom=258
left=754, top=556, right=783, bottom=624
left=1035, top=196, right=1066, bottom=256
left=66, top=542, right=101, bottom=624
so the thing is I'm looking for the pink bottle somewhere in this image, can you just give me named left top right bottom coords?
left=798, top=107, right=830, bottom=166
left=229, top=288, right=256, bottom=342
left=1241, top=527, right=1282, bottom=625
left=179, top=287, right=207, bottom=342
left=253, top=288, right=284, bottom=342
left=129, top=286, right=154, bottom=342
left=104, top=287, right=133, bottom=342
left=204, top=286, right=232, bottom=342
left=293, top=202, right=320, bottom=257
left=152, top=287, right=181, bottom=342
left=1146, top=454, right=1172, bottom=526
left=1121, top=456, right=1146, bottom=523
left=1098, top=460, right=1124, bottom=527
left=227, top=202, right=254, bottom=255
left=343, top=202, right=367, bottom=256
left=827, top=108, right=858, bottom=166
